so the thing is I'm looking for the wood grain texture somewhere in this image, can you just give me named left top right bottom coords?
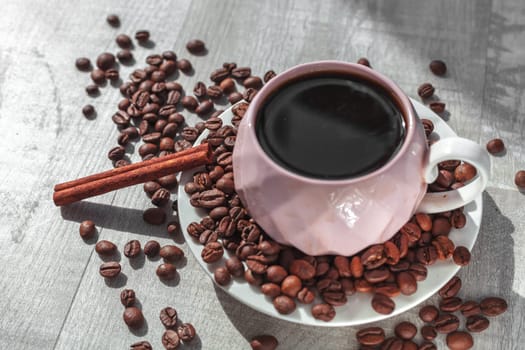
left=0, top=0, right=524, bottom=349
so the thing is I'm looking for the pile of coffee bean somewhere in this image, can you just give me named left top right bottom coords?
left=356, top=275, right=508, bottom=349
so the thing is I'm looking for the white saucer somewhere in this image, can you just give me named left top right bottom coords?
left=177, top=98, right=482, bottom=327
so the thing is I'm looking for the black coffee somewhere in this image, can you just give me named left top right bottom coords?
left=256, top=75, right=405, bottom=179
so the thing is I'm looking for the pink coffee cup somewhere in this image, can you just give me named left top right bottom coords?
left=232, top=61, right=490, bottom=256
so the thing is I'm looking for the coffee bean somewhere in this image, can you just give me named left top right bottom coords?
left=106, top=14, right=120, bottom=27
left=157, top=174, right=178, bottom=189
left=440, top=297, right=463, bottom=312
left=431, top=217, right=451, bottom=236
left=162, top=329, right=180, bottom=350
left=402, top=340, right=418, bottom=350
left=159, top=306, right=178, bottom=328
left=135, top=30, right=150, bottom=43
left=177, top=58, right=192, bottom=73
left=429, top=60, right=447, bottom=76
left=350, top=256, right=364, bottom=278
left=160, top=245, right=184, bottom=262
left=124, top=240, right=141, bottom=258
left=454, top=163, right=477, bottom=182
left=280, top=275, right=302, bottom=297
left=429, top=101, right=446, bottom=114
left=96, top=52, right=115, bottom=71
left=515, top=170, right=525, bottom=189
left=416, top=245, right=438, bottom=265
left=420, top=325, right=437, bottom=341
left=465, top=314, right=490, bottom=333
left=421, top=119, right=434, bottom=137
left=76, top=57, right=91, bottom=71
left=371, top=293, right=395, bottom=314
left=460, top=301, right=481, bottom=317
left=143, top=208, right=166, bottom=225
left=394, top=321, right=417, bottom=340
left=480, top=297, right=507, bottom=316
left=207, top=85, right=223, bottom=99
left=82, top=104, right=95, bottom=118
left=174, top=323, right=196, bottom=342
left=439, top=276, right=461, bottom=298
left=219, top=77, right=235, bottom=93
left=452, top=246, right=471, bottom=266
left=484, top=138, right=505, bottom=156
left=434, top=313, right=459, bottom=334
left=243, top=76, right=263, bottom=89
left=201, top=241, right=224, bottom=263
left=151, top=187, right=170, bottom=207
left=418, top=341, right=437, bottom=350
left=186, top=39, right=206, bottom=54
left=415, top=213, right=432, bottom=231
left=364, top=267, right=390, bottom=284
left=381, top=337, right=403, bottom=350
left=243, top=88, right=258, bottom=102
left=99, top=261, right=121, bottom=278
left=214, top=266, right=232, bottom=286
left=311, top=303, right=335, bottom=322
left=181, top=95, right=198, bottom=111
left=120, top=289, right=136, bottom=307
left=123, top=307, right=144, bottom=329
left=225, top=256, right=245, bottom=277
left=156, top=263, right=177, bottom=280
left=117, top=49, right=133, bottom=64
left=138, top=240, right=159, bottom=259
left=196, top=100, right=214, bottom=116
left=85, top=84, right=99, bottom=97
left=446, top=331, right=473, bottom=350
left=143, top=182, right=161, bottom=198
left=193, top=81, right=207, bottom=98
left=273, top=295, right=296, bottom=314
left=228, top=91, right=243, bottom=104
left=95, top=240, right=117, bottom=255
left=130, top=340, right=152, bottom=350
left=116, top=34, right=132, bottom=48
left=79, top=220, right=96, bottom=238
left=419, top=305, right=439, bottom=322
left=356, top=327, right=385, bottom=346
left=108, top=146, right=125, bottom=161
left=418, top=83, right=435, bottom=99
left=250, top=334, right=278, bottom=350
left=357, top=58, right=371, bottom=67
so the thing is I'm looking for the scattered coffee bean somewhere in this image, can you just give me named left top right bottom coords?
left=460, top=300, right=481, bottom=317
left=434, top=313, right=460, bottom=334
left=440, top=297, right=463, bottom=312
left=177, top=58, right=192, bottom=73
left=453, top=246, right=471, bottom=266
left=243, top=76, right=263, bottom=89
left=220, top=77, right=235, bottom=92
left=79, top=220, right=96, bottom=238
left=214, top=266, right=232, bottom=286
left=419, top=341, right=437, bottom=350
left=177, top=323, right=196, bottom=342
left=96, top=52, right=115, bottom=70
left=82, top=104, right=95, bottom=118
left=106, top=14, right=120, bottom=27
left=207, top=85, right=223, bottom=99
left=418, top=83, right=435, bottom=99
left=263, top=70, right=277, bottom=82
left=166, top=221, right=179, bottom=236
left=143, top=240, right=160, bottom=258
left=466, top=314, right=490, bottom=333
left=156, top=263, right=177, bottom=280
left=144, top=181, right=161, bottom=197
left=515, top=170, right=525, bottom=189
left=95, top=240, right=117, bottom=255
left=76, top=57, right=91, bottom=71
left=438, top=276, right=462, bottom=298
left=120, top=289, right=136, bottom=307
left=250, top=334, right=278, bottom=350
left=273, top=295, right=296, bottom=314
left=419, top=305, right=439, bottom=322
left=311, top=303, right=335, bottom=322
left=371, top=293, right=395, bottom=314
left=228, top=91, right=243, bottom=104
left=143, top=208, right=166, bottom=225
left=196, top=100, right=214, bottom=116
left=446, top=331, right=474, bottom=350
left=99, top=261, right=121, bottom=278
left=396, top=271, right=417, bottom=295
left=152, top=188, right=170, bottom=206
left=124, top=240, right=141, bottom=258
left=85, top=84, right=99, bottom=96
left=394, top=321, right=417, bottom=340
left=181, top=95, right=198, bottom=111
left=162, top=329, right=180, bottom=350
left=232, top=67, right=251, bottom=79
left=421, top=325, right=437, bottom=341
left=117, top=49, right=133, bottom=63
left=356, top=327, right=385, bottom=346
left=135, top=30, right=150, bottom=43
left=108, top=146, right=125, bottom=161
left=130, top=340, right=152, bottom=350
left=429, top=101, right=446, bottom=114
left=381, top=337, right=403, bottom=350
left=116, top=34, right=133, bottom=49
left=160, top=245, right=184, bottom=262
left=186, top=39, right=206, bottom=54
left=480, top=297, right=508, bottom=316
left=201, top=242, right=224, bottom=263
left=486, top=138, right=505, bottom=154
left=357, top=57, right=371, bottom=67
left=91, top=69, right=106, bottom=84
left=157, top=174, right=179, bottom=189
left=429, top=59, right=447, bottom=76
left=225, top=256, right=245, bottom=277
left=123, top=307, right=144, bottom=329
left=159, top=306, right=178, bottom=328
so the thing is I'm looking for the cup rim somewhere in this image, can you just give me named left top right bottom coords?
left=244, top=60, right=417, bottom=185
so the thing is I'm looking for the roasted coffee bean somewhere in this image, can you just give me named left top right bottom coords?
left=516, top=170, right=525, bottom=188
left=159, top=306, right=178, bottom=328
left=76, top=57, right=91, bottom=71
left=112, top=110, right=130, bottom=127
left=446, top=331, right=473, bottom=350
left=116, top=34, right=132, bottom=49
left=160, top=245, right=184, bottom=262
left=421, top=325, right=437, bottom=341
left=243, top=88, right=258, bottom=102
left=465, top=314, right=490, bottom=333
left=356, top=57, right=371, bottom=67
left=143, top=181, right=161, bottom=197
left=434, top=313, right=459, bottom=334
left=117, top=49, right=133, bottom=63
left=151, top=188, right=170, bottom=206
left=79, top=220, right=96, bottom=238
left=207, top=85, right=223, bottom=99
left=332, top=256, right=351, bottom=277
left=157, top=174, right=178, bottom=189
left=81, top=104, right=96, bottom=119
left=138, top=143, right=158, bottom=158
left=159, top=138, right=174, bottom=152
left=162, top=329, right=180, bottom=350
left=243, top=76, right=263, bottom=89
left=264, top=265, right=287, bottom=284
left=361, top=244, right=387, bottom=269
left=429, top=60, right=447, bottom=76
left=246, top=255, right=268, bottom=274
left=250, top=334, right=278, bottom=350
left=151, top=70, right=165, bottom=82
left=421, top=119, right=434, bottom=137
left=418, top=83, right=435, bottom=99
left=436, top=169, right=454, bottom=187
left=461, top=301, right=481, bottom=317
left=228, top=91, right=243, bottom=104
left=225, top=256, right=245, bottom=277
left=220, top=77, right=235, bottom=93
left=196, top=100, right=214, bottom=116
left=311, top=303, right=336, bottom=322
left=114, top=159, right=130, bottom=168
left=193, top=81, right=207, bottom=98
left=439, top=276, right=461, bottom=298
left=429, top=101, right=446, bottom=114
left=384, top=241, right=400, bottom=265
left=261, top=283, right=281, bottom=298
left=419, top=305, right=439, bottom=322
left=201, top=241, right=224, bottom=263
left=453, top=246, right=471, bottom=266
left=431, top=217, right=451, bottom=236
left=124, top=240, right=141, bottom=258
left=486, top=138, right=505, bottom=155
left=356, top=327, right=385, bottom=346
left=273, top=295, right=296, bottom=314
left=143, top=207, right=166, bottom=225
left=99, top=261, right=121, bottom=278
left=106, top=14, right=120, bottom=27
left=191, top=189, right=226, bottom=208
left=371, top=293, right=395, bottom=314
left=120, top=289, right=136, bottom=307
left=95, top=240, right=117, bottom=255
left=480, top=297, right=507, bottom=316
left=123, top=307, right=144, bottom=329
left=208, top=206, right=228, bottom=221
left=175, top=139, right=192, bottom=152
left=364, top=267, right=390, bottom=284
left=281, top=275, right=302, bottom=297
left=181, top=95, right=198, bottom=111
left=162, top=122, right=178, bottom=138
left=350, top=256, right=364, bottom=278
left=394, top=321, right=417, bottom=340
left=381, top=337, right=403, bottom=350
left=401, top=223, right=421, bottom=243
left=166, top=221, right=179, bottom=236
left=177, top=58, right=192, bottom=73
left=143, top=240, right=160, bottom=258
left=416, top=246, right=438, bottom=265
left=186, top=39, right=205, bottom=54
left=156, top=263, right=177, bottom=280
left=296, top=287, right=315, bottom=304
left=451, top=210, right=466, bottom=229
left=108, top=146, right=125, bottom=161
left=223, top=61, right=237, bottom=71
left=214, top=266, right=231, bottom=286
left=135, top=30, right=150, bottom=43
left=418, top=341, right=437, bottom=350
left=440, top=297, right=463, bottom=312
left=396, top=271, right=417, bottom=295
left=85, top=84, right=99, bottom=96
left=205, top=117, right=223, bottom=131
left=96, top=52, right=115, bottom=71
left=263, top=70, right=277, bottom=82
left=454, top=163, right=477, bottom=182
left=432, top=235, right=455, bottom=260
left=177, top=323, right=196, bottom=342
left=160, top=60, right=177, bottom=75
left=161, top=50, right=177, bottom=61
left=117, top=132, right=130, bottom=146
left=232, top=67, right=251, bottom=79
left=130, top=340, right=152, bottom=350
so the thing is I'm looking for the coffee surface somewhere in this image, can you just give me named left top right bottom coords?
left=256, top=76, right=405, bottom=179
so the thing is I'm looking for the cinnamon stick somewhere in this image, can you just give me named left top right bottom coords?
left=53, top=143, right=211, bottom=206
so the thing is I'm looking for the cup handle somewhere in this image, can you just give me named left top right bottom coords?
left=417, top=137, right=491, bottom=213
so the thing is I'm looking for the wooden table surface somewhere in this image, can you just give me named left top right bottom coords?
left=1, top=0, right=524, bottom=349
